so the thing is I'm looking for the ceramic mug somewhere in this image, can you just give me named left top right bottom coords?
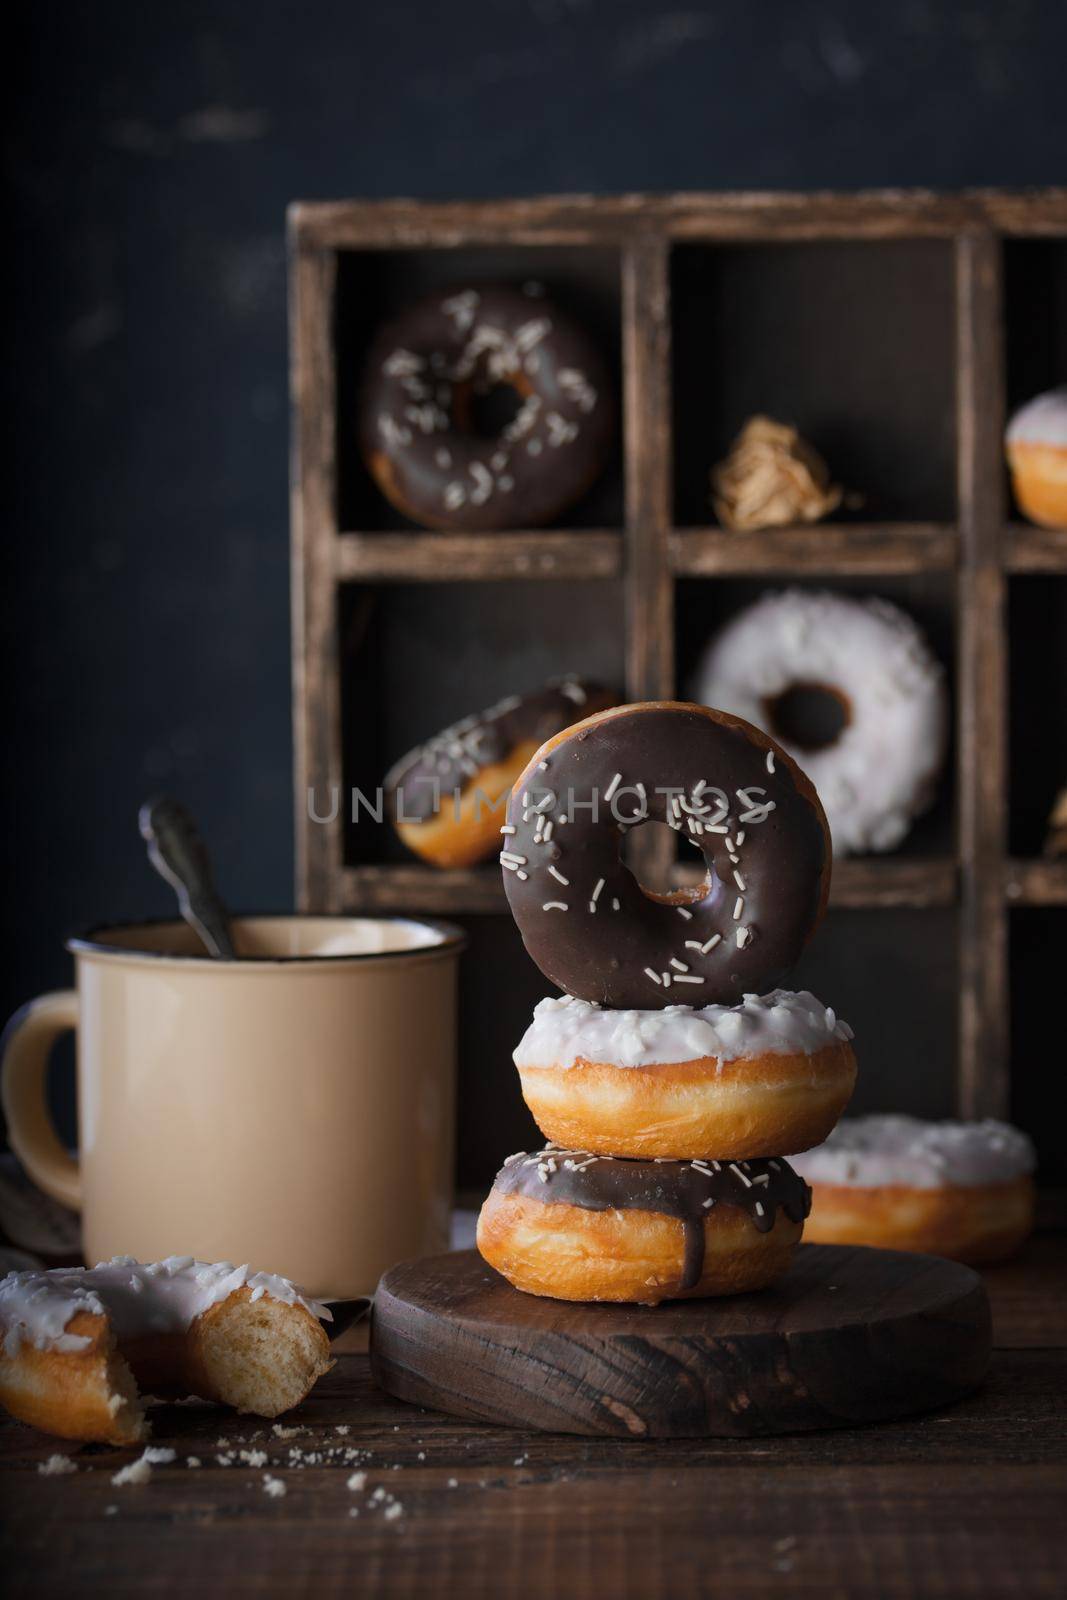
left=0, top=916, right=465, bottom=1297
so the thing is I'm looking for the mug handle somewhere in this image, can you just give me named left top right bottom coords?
left=1, top=991, right=82, bottom=1211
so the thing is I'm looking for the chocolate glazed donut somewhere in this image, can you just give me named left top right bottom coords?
left=501, top=702, right=831, bottom=1009
left=491, top=1148, right=812, bottom=1292
left=359, top=284, right=614, bottom=531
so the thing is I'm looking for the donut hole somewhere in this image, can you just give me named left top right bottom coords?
left=467, top=381, right=524, bottom=438
left=765, top=682, right=851, bottom=752
left=626, top=820, right=713, bottom=903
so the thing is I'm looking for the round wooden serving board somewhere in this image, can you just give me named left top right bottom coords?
left=371, top=1244, right=992, bottom=1438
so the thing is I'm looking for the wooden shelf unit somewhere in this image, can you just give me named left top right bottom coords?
left=290, top=188, right=1067, bottom=1130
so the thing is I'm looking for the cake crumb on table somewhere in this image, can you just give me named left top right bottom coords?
left=38, top=1455, right=77, bottom=1476
left=262, top=1474, right=286, bottom=1498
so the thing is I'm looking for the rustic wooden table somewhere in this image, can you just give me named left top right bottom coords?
left=2, top=1236, right=1065, bottom=1599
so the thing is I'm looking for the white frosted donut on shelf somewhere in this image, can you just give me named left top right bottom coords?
left=692, top=589, right=947, bottom=855
left=1005, top=387, right=1067, bottom=530
left=791, top=1114, right=1037, bottom=1264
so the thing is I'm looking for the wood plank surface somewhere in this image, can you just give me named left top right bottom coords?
left=3, top=1238, right=1065, bottom=1598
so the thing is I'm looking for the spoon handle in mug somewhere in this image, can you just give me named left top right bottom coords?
left=138, top=797, right=236, bottom=960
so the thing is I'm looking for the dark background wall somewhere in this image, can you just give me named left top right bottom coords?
left=4, top=1, right=1066, bottom=1153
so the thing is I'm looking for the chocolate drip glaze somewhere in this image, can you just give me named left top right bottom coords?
left=502, top=701, right=829, bottom=1008
left=385, top=678, right=616, bottom=822
left=493, top=1147, right=811, bottom=1291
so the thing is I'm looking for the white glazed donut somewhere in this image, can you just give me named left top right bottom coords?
left=1005, top=387, right=1067, bottom=529
left=692, top=590, right=947, bottom=855
left=0, top=1256, right=334, bottom=1444
left=791, top=1114, right=1037, bottom=1264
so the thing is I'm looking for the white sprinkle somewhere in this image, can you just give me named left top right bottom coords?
left=548, top=866, right=570, bottom=885
left=263, top=1475, right=287, bottom=1499
left=347, top=1471, right=367, bottom=1491
left=755, top=1201, right=765, bottom=1217
left=542, top=901, right=568, bottom=911
left=591, top=877, right=605, bottom=904
left=766, top=750, right=775, bottom=773
left=684, top=940, right=705, bottom=951
left=612, top=898, right=620, bottom=910
left=644, top=968, right=662, bottom=986
left=677, top=907, right=693, bottom=920
left=500, top=851, right=527, bottom=864
left=670, top=958, right=688, bottom=972
left=702, top=1198, right=715, bottom=1209
left=733, top=871, right=746, bottom=891
left=701, top=933, right=722, bottom=953
left=604, top=772, right=623, bottom=802
left=516, top=870, right=528, bottom=881
left=736, top=926, right=752, bottom=948
left=673, top=974, right=705, bottom=984
left=500, top=824, right=516, bottom=835
left=733, top=897, right=744, bottom=920
left=542, top=820, right=554, bottom=842
left=736, top=831, right=746, bottom=846
left=730, top=1163, right=753, bottom=1187
left=661, top=972, right=672, bottom=987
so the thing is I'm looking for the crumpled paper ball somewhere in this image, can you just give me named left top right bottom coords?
left=711, top=415, right=843, bottom=532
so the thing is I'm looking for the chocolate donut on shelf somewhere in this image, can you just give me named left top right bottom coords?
left=477, top=1147, right=811, bottom=1305
left=385, top=677, right=617, bottom=869
left=500, top=701, right=830, bottom=1009
left=359, top=284, right=614, bottom=531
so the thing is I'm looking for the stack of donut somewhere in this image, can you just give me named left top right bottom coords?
left=477, top=701, right=859, bottom=1305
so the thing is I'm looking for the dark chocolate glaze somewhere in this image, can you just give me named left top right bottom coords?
left=359, top=285, right=615, bottom=531
left=493, top=1146, right=811, bottom=1291
left=501, top=702, right=829, bottom=1008
left=385, top=678, right=617, bottom=822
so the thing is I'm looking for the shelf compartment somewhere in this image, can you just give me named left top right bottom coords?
left=671, top=523, right=956, bottom=577
left=336, top=530, right=622, bottom=583
left=342, top=857, right=958, bottom=916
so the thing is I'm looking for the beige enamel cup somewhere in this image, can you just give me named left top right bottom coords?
left=0, top=916, right=465, bottom=1297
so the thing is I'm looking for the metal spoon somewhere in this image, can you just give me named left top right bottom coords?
left=323, top=1298, right=373, bottom=1341
left=138, top=796, right=236, bottom=959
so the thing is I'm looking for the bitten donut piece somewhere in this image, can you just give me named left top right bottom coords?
left=792, top=1115, right=1037, bottom=1264
left=693, top=590, right=947, bottom=856
left=501, top=701, right=830, bottom=1009
left=385, top=677, right=616, bottom=868
left=515, top=989, right=856, bottom=1159
left=0, top=1257, right=333, bottom=1444
left=359, top=284, right=615, bottom=531
left=1005, top=387, right=1067, bottom=530
left=477, top=1147, right=811, bottom=1305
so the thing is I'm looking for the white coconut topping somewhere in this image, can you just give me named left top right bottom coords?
left=791, top=1114, right=1036, bottom=1190
left=0, top=1256, right=331, bottom=1358
left=1006, top=387, right=1067, bottom=448
left=514, top=989, right=853, bottom=1070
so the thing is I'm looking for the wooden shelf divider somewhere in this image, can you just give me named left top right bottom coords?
left=336, top=530, right=622, bottom=583
left=955, top=230, right=1010, bottom=1119
left=671, top=524, right=957, bottom=577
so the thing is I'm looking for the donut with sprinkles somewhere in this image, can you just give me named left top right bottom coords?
left=358, top=284, right=614, bottom=530
left=501, top=701, right=831, bottom=1009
